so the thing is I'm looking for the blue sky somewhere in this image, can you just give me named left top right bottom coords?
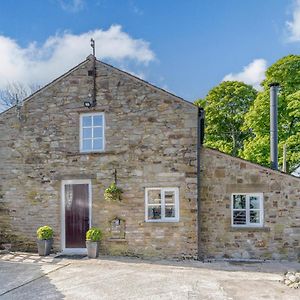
left=1, top=0, right=300, bottom=104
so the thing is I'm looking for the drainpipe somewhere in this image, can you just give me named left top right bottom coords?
left=269, top=83, right=279, bottom=170
left=197, top=107, right=205, bottom=261
left=92, top=53, right=97, bottom=107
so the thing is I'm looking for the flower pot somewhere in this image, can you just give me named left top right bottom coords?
left=37, top=239, right=53, bottom=256
left=86, top=240, right=100, bottom=258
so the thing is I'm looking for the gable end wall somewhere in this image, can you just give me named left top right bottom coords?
left=0, top=58, right=198, bottom=258
left=201, top=147, right=300, bottom=260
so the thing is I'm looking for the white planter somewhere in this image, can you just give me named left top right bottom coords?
left=86, top=241, right=100, bottom=258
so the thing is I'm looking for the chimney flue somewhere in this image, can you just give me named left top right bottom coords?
left=269, top=82, right=280, bottom=170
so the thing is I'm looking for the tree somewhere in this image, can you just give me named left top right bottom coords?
left=0, top=82, right=40, bottom=109
left=195, top=81, right=257, bottom=156
left=242, top=55, right=300, bottom=171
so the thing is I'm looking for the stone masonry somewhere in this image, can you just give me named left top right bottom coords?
left=0, top=56, right=299, bottom=260
left=200, top=147, right=300, bottom=261
left=0, top=56, right=198, bottom=258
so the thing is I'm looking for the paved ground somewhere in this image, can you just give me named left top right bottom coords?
left=0, top=252, right=299, bottom=299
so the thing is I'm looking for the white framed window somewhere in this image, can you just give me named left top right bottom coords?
left=145, top=187, right=179, bottom=222
left=80, top=113, right=105, bottom=153
left=231, top=193, right=263, bottom=227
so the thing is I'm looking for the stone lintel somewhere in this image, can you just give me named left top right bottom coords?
left=54, top=174, right=97, bottom=180
left=226, top=184, right=269, bottom=193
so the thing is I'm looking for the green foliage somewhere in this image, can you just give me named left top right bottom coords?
left=86, top=227, right=103, bottom=241
left=242, top=55, right=300, bottom=171
left=194, top=98, right=206, bottom=108
left=104, top=183, right=123, bottom=201
left=37, top=226, right=53, bottom=240
left=195, top=81, right=257, bottom=156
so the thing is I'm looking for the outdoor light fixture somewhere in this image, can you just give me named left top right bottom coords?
left=83, top=99, right=96, bottom=108
left=84, top=101, right=92, bottom=108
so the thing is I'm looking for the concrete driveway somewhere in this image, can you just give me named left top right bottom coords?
left=0, top=253, right=299, bottom=300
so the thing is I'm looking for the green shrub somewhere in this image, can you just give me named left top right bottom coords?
left=104, top=183, right=122, bottom=201
left=86, top=227, right=102, bottom=242
left=37, top=226, right=53, bottom=240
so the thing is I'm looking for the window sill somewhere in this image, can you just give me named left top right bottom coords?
left=107, top=238, right=127, bottom=243
left=230, top=227, right=270, bottom=232
left=66, top=151, right=116, bottom=156
left=145, top=220, right=179, bottom=223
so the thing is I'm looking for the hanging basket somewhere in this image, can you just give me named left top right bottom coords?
left=104, top=183, right=123, bottom=202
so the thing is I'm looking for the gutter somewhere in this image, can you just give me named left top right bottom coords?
left=197, top=107, right=205, bottom=261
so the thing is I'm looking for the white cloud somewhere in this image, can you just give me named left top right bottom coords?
left=286, top=0, right=300, bottom=42
left=129, top=1, right=144, bottom=16
left=223, top=59, right=267, bottom=90
left=120, top=66, right=145, bottom=79
left=0, top=25, right=155, bottom=90
left=59, top=0, right=85, bottom=13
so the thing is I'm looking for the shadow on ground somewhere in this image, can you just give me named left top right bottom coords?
left=1, top=253, right=300, bottom=300
left=0, top=261, right=66, bottom=299
left=96, top=254, right=300, bottom=274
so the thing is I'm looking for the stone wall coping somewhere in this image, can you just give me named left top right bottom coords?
left=95, top=57, right=197, bottom=110
left=0, top=59, right=89, bottom=119
left=202, top=147, right=300, bottom=182
left=0, top=56, right=197, bottom=120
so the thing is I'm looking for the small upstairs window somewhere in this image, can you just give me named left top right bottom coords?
left=231, top=193, right=263, bottom=227
left=80, top=113, right=105, bottom=152
left=145, top=187, right=179, bottom=222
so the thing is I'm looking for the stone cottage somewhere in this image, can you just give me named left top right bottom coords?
left=0, top=55, right=299, bottom=260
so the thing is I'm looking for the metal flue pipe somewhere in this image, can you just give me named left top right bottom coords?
left=269, top=83, right=280, bottom=170
left=197, top=107, right=205, bottom=261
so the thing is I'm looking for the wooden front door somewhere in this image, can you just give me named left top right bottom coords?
left=64, top=183, right=90, bottom=248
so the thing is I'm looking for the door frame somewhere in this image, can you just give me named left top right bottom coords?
left=61, top=179, right=92, bottom=254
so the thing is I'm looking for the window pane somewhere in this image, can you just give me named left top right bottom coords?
left=148, top=206, right=161, bottom=220
left=250, top=196, right=260, bottom=209
left=82, top=116, right=92, bottom=127
left=233, top=195, right=246, bottom=209
left=250, top=211, right=260, bottom=223
left=233, top=211, right=246, bottom=225
left=65, top=185, right=73, bottom=210
left=93, top=139, right=103, bottom=150
left=148, top=190, right=161, bottom=204
left=93, top=127, right=103, bottom=138
left=93, top=115, right=103, bottom=126
left=165, top=205, right=175, bottom=218
left=165, top=191, right=175, bottom=204
left=83, top=128, right=92, bottom=139
left=82, top=139, right=92, bottom=151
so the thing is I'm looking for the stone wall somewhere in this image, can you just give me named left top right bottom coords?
left=0, top=56, right=198, bottom=258
left=1, top=56, right=299, bottom=260
left=200, top=147, right=300, bottom=260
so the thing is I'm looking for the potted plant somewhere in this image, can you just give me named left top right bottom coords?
left=86, top=227, right=103, bottom=258
left=104, top=182, right=123, bottom=202
left=36, top=225, right=53, bottom=256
